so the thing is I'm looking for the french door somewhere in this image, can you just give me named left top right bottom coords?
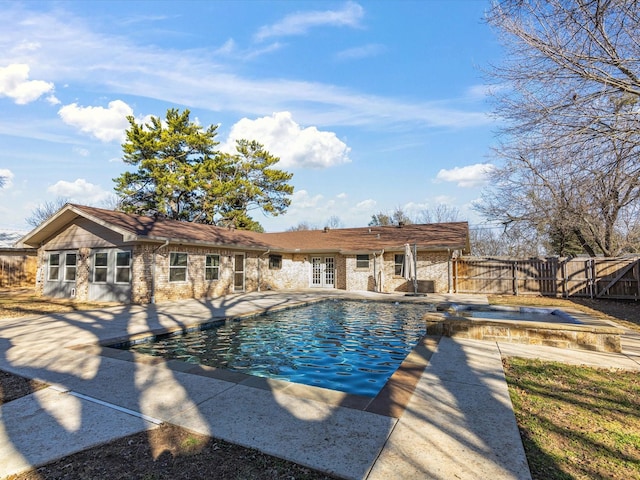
left=311, top=256, right=335, bottom=288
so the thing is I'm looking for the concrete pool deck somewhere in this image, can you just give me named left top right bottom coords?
left=1, top=290, right=639, bottom=479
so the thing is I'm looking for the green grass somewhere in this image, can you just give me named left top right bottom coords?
left=503, top=358, right=640, bottom=480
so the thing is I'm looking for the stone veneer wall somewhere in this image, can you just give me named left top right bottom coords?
left=34, top=248, right=46, bottom=297
left=344, top=254, right=377, bottom=291
left=380, top=251, right=451, bottom=294
left=75, top=247, right=91, bottom=301
left=424, top=313, right=624, bottom=353
left=259, top=253, right=308, bottom=290
left=260, top=254, right=347, bottom=290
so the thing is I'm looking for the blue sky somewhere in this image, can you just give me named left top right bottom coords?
left=0, top=0, right=502, bottom=233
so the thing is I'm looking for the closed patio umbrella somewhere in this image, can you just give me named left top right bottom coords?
left=403, top=243, right=417, bottom=293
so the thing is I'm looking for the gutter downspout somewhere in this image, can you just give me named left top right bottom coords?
left=151, top=240, right=170, bottom=304
left=258, top=250, right=270, bottom=292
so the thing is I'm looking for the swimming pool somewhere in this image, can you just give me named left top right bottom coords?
left=123, top=300, right=429, bottom=397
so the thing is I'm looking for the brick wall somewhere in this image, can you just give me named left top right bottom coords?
left=150, top=245, right=235, bottom=303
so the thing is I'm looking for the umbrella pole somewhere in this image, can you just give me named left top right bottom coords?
left=413, top=243, right=418, bottom=294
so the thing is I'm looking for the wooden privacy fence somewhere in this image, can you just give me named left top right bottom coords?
left=453, top=256, right=640, bottom=300
left=0, top=249, right=37, bottom=288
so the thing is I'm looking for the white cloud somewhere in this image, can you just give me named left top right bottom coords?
left=72, top=146, right=90, bottom=157
left=222, top=112, right=351, bottom=169
left=58, top=100, right=133, bottom=142
left=47, top=179, right=111, bottom=204
left=355, top=199, right=376, bottom=210
left=466, top=84, right=506, bottom=100
left=0, top=168, right=15, bottom=188
left=0, top=63, right=54, bottom=104
left=254, top=1, right=364, bottom=42
left=335, top=44, right=385, bottom=61
left=435, top=163, right=496, bottom=188
left=291, top=189, right=324, bottom=208
left=0, top=8, right=492, bottom=132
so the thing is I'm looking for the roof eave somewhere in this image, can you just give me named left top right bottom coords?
left=134, top=237, right=277, bottom=252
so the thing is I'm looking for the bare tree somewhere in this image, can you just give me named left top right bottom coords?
left=416, top=204, right=461, bottom=224
left=480, top=0, right=640, bottom=256
left=100, top=194, right=124, bottom=211
left=369, top=207, right=413, bottom=226
left=26, top=198, right=69, bottom=227
left=324, top=215, right=343, bottom=229
left=470, top=224, right=543, bottom=257
left=286, top=221, right=315, bottom=231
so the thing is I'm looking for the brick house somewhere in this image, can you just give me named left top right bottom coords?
left=19, top=204, right=470, bottom=304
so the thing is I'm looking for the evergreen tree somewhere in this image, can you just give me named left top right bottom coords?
left=114, top=109, right=293, bottom=231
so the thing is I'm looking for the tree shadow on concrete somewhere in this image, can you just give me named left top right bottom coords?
left=1, top=292, right=538, bottom=479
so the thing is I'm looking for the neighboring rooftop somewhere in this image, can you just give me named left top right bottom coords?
left=0, top=229, right=27, bottom=248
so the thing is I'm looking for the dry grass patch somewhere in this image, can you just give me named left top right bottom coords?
left=504, top=358, right=640, bottom=480
left=0, top=289, right=117, bottom=319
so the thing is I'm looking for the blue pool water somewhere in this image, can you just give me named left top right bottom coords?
left=124, top=300, right=428, bottom=397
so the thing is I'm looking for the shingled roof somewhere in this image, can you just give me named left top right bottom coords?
left=262, top=223, right=470, bottom=253
left=20, top=204, right=470, bottom=254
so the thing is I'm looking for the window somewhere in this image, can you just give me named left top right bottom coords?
left=116, top=251, right=131, bottom=283
left=269, top=254, right=282, bottom=270
left=48, top=253, right=60, bottom=281
left=394, top=254, right=404, bottom=276
left=65, top=253, right=77, bottom=281
left=356, top=254, right=370, bottom=269
left=169, top=252, right=188, bottom=282
left=93, top=252, right=108, bottom=283
left=205, top=254, right=220, bottom=280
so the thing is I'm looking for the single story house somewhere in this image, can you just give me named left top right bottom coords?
left=19, top=204, right=470, bottom=304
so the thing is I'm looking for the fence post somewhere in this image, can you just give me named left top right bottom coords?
left=589, top=258, right=594, bottom=299
left=636, top=259, right=640, bottom=300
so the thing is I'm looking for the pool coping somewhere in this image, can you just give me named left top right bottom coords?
left=68, top=297, right=440, bottom=419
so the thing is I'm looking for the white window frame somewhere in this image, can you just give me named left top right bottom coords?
left=205, top=254, right=220, bottom=281
left=356, top=254, right=370, bottom=269
left=64, top=252, right=77, bottom=282
left=48, top=253, right=60, bottom=281
left=93, top=252, right=109, bottom=283
left=115, top=251, right=132, bottom=284
left=169, top=252, right=188, bottom=282
left=394, top=254, right=404, bottom=277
